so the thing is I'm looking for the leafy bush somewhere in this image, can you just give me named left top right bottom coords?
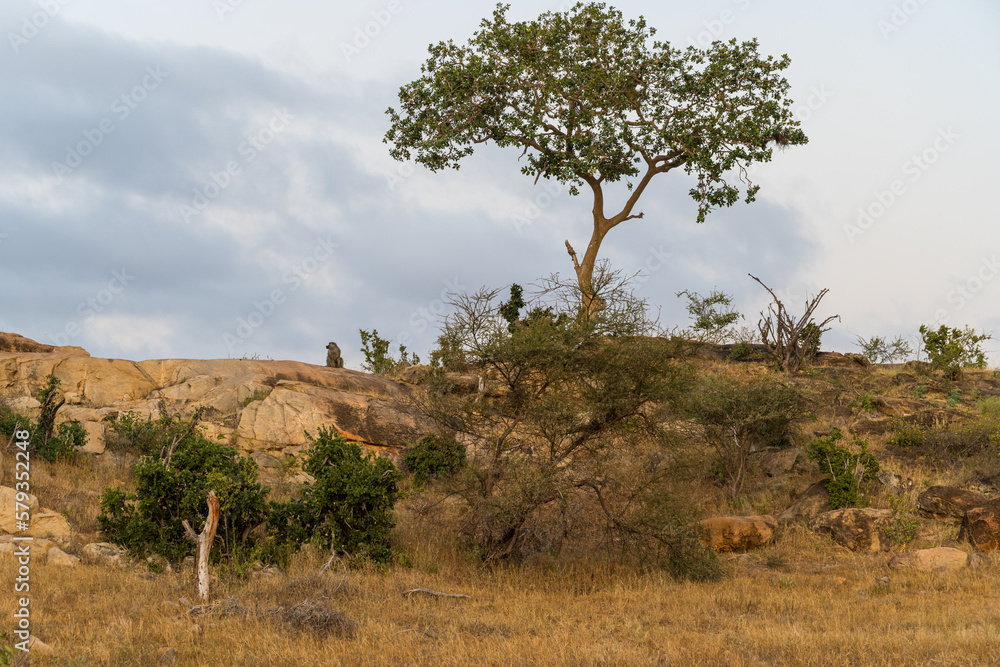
left=805, top=428, right=879, bottom=510
left=403, top=434, right=466, bottom=487
left=851, top=393, right=878, bottom=413
left=265, top=428, right=400, bottom=564
left=919, top=324, right=990, bottom=380
left=360, top=328, right=419, bottom=374
left=685, top=375, right=807, bottom=497
left=676, top=289, right=743, bottom=343
left=0, top=376, right=85, bottom=462
left=106, top=408, right=205, bottom=457
left=801, top=321, right=822, bottom=361
left=98, top=429, right=268, bottom=566
left=855, top=334, right=913, bottom=364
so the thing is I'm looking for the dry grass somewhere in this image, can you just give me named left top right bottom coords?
left=4, top=521, right=1000, bottom=666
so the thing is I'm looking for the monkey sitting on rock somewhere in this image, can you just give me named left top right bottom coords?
left=326, top=342, right=344, bottom=368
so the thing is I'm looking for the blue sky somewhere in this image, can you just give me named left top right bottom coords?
left=2, top=0, right=998, bottom=367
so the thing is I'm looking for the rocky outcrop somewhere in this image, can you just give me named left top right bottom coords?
left=887, top=547, right=969, bottom=573
left=959, top=499, right=1000, bottom=551
left=0, top=486, right=71, bottom=541
left=0, top=341, right=436, bottom=458
left=918, top=486, right=988, bottom=522
left=777, top=481, right=830, bottom=524
left=699, top=515, right=776, bottom=553
left=810, top=508, right=894, bottom=553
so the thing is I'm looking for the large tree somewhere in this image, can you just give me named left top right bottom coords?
left=385, top=2, right=807, bottom=315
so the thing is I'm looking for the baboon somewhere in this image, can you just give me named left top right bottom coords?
left=326, top=342, right=344, bottom=368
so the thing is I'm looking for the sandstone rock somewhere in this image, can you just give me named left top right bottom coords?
left=918, top=486, right=987, bottom=521
left=82, top=542, right=127, bottom=567
left=876, top=469, right=913, bottom=494
left=0, top=355, right=436, bottom=456
left=758, top=447, right=802, bottom=477
left=699, top=515, right=776, bottom=553
left=810, top=508, right=894, bottom=553
left=887, top=547, right=968, bottom=573
left=30, top=509, right=72, bottom=541
left=852, top=415, right=892, bottom=435
left=46, top=547, right=80, bottom=566
left=0, top=488, right=71, bottom=541
left=967, top=552, right=990, bottom=569
left=0, top=535, right=54, bottom=557
left=81, top=420, right=107, bottom=454
left=814, top=352, right=869, bottom=368
left=26, top=635, right=54, bottom=656
left=777, top=481, right=830, bottom=524
left=0, top=486, right=39, bottom=533
left=959, top=499, right=1000, bottom=551
left=396, top=364, right=432, bottom=385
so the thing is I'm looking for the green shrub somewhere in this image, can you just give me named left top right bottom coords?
left=360, top=328, right=419, bottom=374
left=404, top=434, right=466, bottom=486
left=851, top=393, right=878, bottom=413
left=919, top=324, right=990, bottom=380
left=685, top=375, right=808, bottom=498
left=676, top=288, right=743, bottom=343
left=855, top=334, right=913, bottom=364
left=806, top=428, right=880, bottom=509
left=728, top=341, right=756, bottom=361
left=882, top=493, right=919, bottom=548
left=265, top=428, right=401, bottom=564
left=0, top=377, right=85, bottom=462
left=888, top=421, right=924, bottom=448
left=98, top=430, right=268, bottom=566
left=977, top=396, right=1000, bottom=418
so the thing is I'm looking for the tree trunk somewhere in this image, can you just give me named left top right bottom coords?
left=183, top=490, right=221, bottom=604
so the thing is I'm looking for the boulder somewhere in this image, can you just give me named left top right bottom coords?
left=959, top=499, right=1000, bottom=551
left=29, top=509, right=72, bottom=541
left=967, top=552, right=990, bottom=569
left=876, top=469, right=913, bottom=494
left=82, top=542, right=127, bottom=567
left=758, top=447, right=803, bottom=477
left=814, top=352, right=869, bottom=368
left=0, top=486, right=39, bottom=533
left=46, top=547, right=80, bottom=567
left=810, top=508, right=894, bottom=553
left=777, top=481, right=830, bottom=524
left=699, top=515, right=776, bottom=553
left=918, top=486, right=988, bottom=521
left=887, top=547, right=968, bottom=573
left=81, top=420, right=107, bottom=454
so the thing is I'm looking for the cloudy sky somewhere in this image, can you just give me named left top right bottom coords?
left=2, top=0, right=998, bottom=368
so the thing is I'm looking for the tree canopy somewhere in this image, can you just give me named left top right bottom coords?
left=385, top=2, right=807, bottom=313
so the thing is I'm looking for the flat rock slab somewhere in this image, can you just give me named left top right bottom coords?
left=811, top=508, right=894, bottom=553
left=918, top=486, right=988, bottom=521
left=699, top=515, right=776, bottom=553
left=888, top=547, right=968, bottom=573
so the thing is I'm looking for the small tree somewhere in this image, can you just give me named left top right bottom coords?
left=805, top=429, right=880, bottom=509
left=265, top=428, right=401, bottom=564
left=750, top=274, right=838, bottom=373
left=420, top=269, right=704, bottom=569
left=386, top=3, right=807, bottom=315
left=685, top=375, right=807, bottom=498
left=855, top=334, right=913, bottom=365
left=359, top=328, right=419, bottom=374
left=98, top=428, right=268, bottom=566
left=676, top=289, right=743, bottom=343
left=918, top=324, right=990, bottom=380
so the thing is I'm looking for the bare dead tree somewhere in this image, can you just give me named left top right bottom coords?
left=183, top=490, right=221, bottom=604
left=749, top=274, right=839, bottom=374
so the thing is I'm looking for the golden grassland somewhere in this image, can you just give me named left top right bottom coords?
left=4, top=364, right=1000, bottom=665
